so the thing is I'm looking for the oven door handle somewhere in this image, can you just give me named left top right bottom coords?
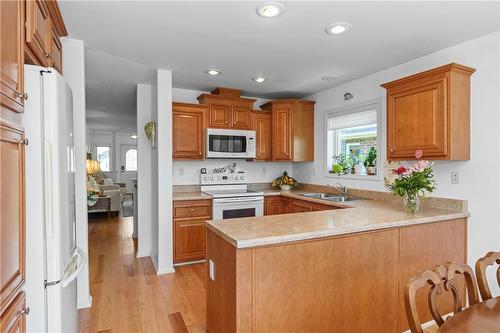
left=213, top=197, right=264, bottom=204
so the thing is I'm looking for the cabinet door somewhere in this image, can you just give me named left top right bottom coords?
left=173, top=108, right=204, bottom=160
left=290, top=200, right=314, bottom=213
left=174, top=218, right=207, bottom=263
left=26, top=0, right=51, bottom=67
left=0, top=122, right=25, bottom=309
left=387, top=77, right=447, bottom=159
left=231, top=106, right=251, bottom=129
left=49, top=29, right=62, bottom=74
left=1, top=0, right=25, bottom=113
left=264, top=196, right=285, bottom=215
left=254, top=113, right=272, bottom=161
left=0, top=292, right=26, bottom=333
left=272, top=106, right=292, bottom=160
left=208, top=104, right=231, bottom=128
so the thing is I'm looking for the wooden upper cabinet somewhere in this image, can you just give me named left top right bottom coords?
left=382, top=63, right=475, bottom=160
left=208, top=103, right=231, bottom=128
left=261, top=99, right=315, bottom=162
left=252, top=111, right=272, bottom=161
left=198, top=88, right=255, bottom=130
left=25, top=0, right=52, bottom=67
left=1, top=0, right=25, bottom=113
left=232, top=105, right=251, bottom=129
left=0, top=121, right=25, bottom=310
left=172, top=102, right=206, bottom=160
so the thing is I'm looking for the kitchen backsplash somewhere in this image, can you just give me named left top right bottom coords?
left=172, top=160, right=293, bottom=185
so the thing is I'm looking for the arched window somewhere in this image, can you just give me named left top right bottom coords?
left=125, top=149, right=137, bottom=171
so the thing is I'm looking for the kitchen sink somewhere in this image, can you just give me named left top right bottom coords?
left=299, top=193, right=357, bottom=202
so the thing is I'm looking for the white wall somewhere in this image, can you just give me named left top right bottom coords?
left=172, top=87, right=293, bottom=184
left=157, top=70, right=174, bottom=274
left=87, top=131, right=137, bottom=181
left=293, top=31, right=500, bottom=293
left=136, top=84, right=154, bottom=258
left=61, top=37, right=92, bottom=309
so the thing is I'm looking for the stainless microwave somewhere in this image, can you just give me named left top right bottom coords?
left=206, top=128, right=256, bottom=159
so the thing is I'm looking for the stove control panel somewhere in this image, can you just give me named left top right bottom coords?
left=200, top=172, right=246, bottom=185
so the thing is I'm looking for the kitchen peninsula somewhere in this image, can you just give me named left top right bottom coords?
left=205, top=190, right=468, bottom=333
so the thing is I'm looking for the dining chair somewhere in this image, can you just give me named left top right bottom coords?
left=404, top=262, right=480, bottom=333
left=475, top=251, right=500, bottom=300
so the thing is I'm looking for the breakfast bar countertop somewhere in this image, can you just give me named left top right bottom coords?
left=205, top=191, right=469, bottom=249
left=173, top=191, right=212, bottom=201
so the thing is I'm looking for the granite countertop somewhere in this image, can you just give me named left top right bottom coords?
left=173, top=192, right=212, bottom=201
left=205, top=192, right=469, bottom=249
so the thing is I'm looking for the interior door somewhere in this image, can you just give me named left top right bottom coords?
left=119, top=144, right=137, bottom=193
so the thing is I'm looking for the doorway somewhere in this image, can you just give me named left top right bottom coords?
left=119, top=144, right=137, bottom=194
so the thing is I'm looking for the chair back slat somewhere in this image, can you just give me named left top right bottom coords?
left=405, top=262, right=479, bottom=333
left=475, top=251, right=500, bottom=300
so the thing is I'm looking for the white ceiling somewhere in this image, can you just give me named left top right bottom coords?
left=59, top=1, right=500, bottom=131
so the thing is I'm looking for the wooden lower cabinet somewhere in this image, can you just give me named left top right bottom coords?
left=173, top=200, right=211, bottom=264
left=0, top=292, right=26, bottom=333
left=0, top=121, right=25, bottom=310
left=264, top=196, right=339, bottom=215
left=206, top=218, right=467, bottom=333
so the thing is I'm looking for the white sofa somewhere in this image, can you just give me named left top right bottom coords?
left=101, top=189, right=122, bottom=213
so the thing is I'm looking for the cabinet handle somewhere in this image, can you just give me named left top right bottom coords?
left=390, top=149, right=394, bottom=153
left=225, top=121, right=228, bottom=125
left=45, top=53, right=51, bottom=58
left=19, top=307, right=30, bottom=315
left=21, top=138, right=29, bottom=146
left=16, top=92, right=28, bottom=100
left=189, top=208, right=195, bottom=212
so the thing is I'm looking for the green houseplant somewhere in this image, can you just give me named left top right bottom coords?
left=364, top=147, right=377, bottom=175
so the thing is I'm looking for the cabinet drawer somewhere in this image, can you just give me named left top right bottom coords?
left=173, top=200, right=211, bottom=218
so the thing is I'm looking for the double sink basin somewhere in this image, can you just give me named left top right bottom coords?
left=299, top=193, right=357, bottom=203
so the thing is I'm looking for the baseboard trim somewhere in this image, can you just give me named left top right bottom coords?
left=173, top=259, right=206, bottom=267
left=136, top=250, right=150, bottom=258
left=156, top=265, right=175, bottom=275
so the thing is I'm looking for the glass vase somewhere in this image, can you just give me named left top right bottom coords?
left=403, top=194, right=420, bottom=215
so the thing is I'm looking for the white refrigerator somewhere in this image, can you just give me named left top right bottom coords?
left=24, top=65, right=86, bottom=333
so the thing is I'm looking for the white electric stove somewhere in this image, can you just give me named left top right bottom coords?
left=201, top=172, right=264, bottom=219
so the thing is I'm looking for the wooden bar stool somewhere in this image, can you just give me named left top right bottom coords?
left=404, top=262, right=480, bottom=333
left=475, top=251, right=500, bottom=300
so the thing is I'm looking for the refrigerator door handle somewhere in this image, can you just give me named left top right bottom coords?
left=61, top=247, right=86, bottom=288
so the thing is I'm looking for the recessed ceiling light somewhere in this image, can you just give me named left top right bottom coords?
left=206, top=69, right=221, bottom=76
left=256, top=2, right=284, bottom=18
left=322, top=75, right=338, bottom=81
left=252, top=77, right=266, bottom=83
left=131, top=134, right=138, bottom=139
left=325, top=22, right=352, bottom=35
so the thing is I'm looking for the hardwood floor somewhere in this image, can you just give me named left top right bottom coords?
left=79, top=214, right=206, bottom=333
left=79, top=214, right=440, bottom=333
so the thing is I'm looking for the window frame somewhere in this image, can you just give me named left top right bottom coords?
left=324, top=98, right=384, bottom=181
left=94, top=144, right=113, bottom=172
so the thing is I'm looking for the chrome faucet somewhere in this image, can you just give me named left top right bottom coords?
left=335, top=183, right=348, bottom=196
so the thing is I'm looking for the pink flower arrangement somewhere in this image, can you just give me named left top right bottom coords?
left=384, top=150, right=436, bottom=213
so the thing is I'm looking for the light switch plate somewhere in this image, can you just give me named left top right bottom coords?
left=209, top=259, right=215, bottom=281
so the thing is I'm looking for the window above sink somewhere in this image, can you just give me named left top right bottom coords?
left=325, top=98, right=383, bottom=181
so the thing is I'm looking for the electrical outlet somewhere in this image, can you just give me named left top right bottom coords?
left=179, top=167, right=184, bottom=176
left=209, top=259, right=216, bottom=281
left=451, top=171, right=460, bottom=185
left=262, top=166, right=267, bottom=174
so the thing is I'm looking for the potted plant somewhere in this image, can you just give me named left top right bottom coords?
left=364, top=147, right=377, bottom=175
left=384, top=150, right=436, bottom=214
left=272, top=171, right=298, bottom=191
left=332, top=154, right=352, bottom=175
